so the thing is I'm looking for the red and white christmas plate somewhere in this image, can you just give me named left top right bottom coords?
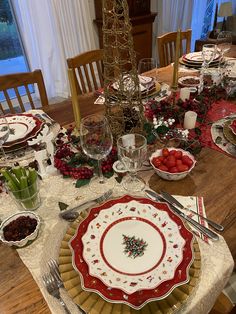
left=69, top=195, right=194, bottom=309
left=2, top=114, right=43, bottom=148
left=229, top=119, right=236, bottom=135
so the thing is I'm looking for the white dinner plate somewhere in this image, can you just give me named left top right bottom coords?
left=3, top=114, right=36, bottom=143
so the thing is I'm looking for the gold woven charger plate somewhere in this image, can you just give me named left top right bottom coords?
left=223, top=120, right=236, bottom=145
left=59, top=211, right=201, bottom=314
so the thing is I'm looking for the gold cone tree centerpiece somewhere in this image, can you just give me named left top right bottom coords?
left=102, top=0, right=145, bottom=139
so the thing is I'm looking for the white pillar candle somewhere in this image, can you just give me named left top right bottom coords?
left=122, top=134, right=135, bottom=147
left=180, top=88, right=191, bottom=101
left=183, top=111, right=197, bottom=129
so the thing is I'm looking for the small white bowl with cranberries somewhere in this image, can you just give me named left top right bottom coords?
left=150, top=147, right=196, bottom=181
left=0, top=211, right=40, bottom=248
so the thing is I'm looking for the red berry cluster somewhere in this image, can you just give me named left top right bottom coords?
left=54, top=157, right=93, bottom=179
left=54, top=144, right=73, bottom=159
left=54, top=135, right=118, bottom=180
left=101, top=147, right=117, bottom=173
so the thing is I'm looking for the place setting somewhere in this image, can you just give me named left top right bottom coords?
left=211, top=114, right=236, bottom=157
left=0, top=109, right=60, bottom=167
left=0, top=4, right=236, bottom=313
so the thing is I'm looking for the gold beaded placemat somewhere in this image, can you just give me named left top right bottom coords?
left=58, top=212, right=201, bottom=314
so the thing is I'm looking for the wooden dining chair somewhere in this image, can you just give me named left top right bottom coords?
left=0, top=69, right=49, bottom=114
left=157, top=29, right=192, bottom=67
left=67, top=49, right=104, bottom=95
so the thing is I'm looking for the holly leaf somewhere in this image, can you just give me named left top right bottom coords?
left=156, top=125, right=169, bottom=134
left=146, top=134, right=155, bottom=145
left=104, top=171, right=114, bottom=178
left=215, top=136, right=222, bottom=144
left=75, top=178, right=90, bottom=188
left=115, top=176, right=123, bottom=183
left=87, top=159, right=97, bottom=167
left=143, top=122, right=152, bottom=133
left=194, top=127, right=202, bottom=136
left=58, top=202, right=69, bottom=211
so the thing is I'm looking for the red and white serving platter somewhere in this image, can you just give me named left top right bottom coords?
left=69, top=195, right=194, bottom=310
left=2, top=114, right=43, bottom=148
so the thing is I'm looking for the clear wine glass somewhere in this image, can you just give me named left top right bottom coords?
left=117, top=133, right=147, bottom=192
left=201, top=44, right=217, bottom=70
left=138, top=58, right=158, bottom=98
left=217, top=31, right=232, bottom=61
left=0, top=110, right=10, bottom=161
left=80, top=114, right=113, bottom=193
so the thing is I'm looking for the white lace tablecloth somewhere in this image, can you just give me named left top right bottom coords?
left=0, top=172, right=234, bottom=314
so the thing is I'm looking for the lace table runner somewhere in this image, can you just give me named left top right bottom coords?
left=0, top=173, right=234, bottom=314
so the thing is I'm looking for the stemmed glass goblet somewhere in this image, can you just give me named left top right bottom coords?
left=80, top=114, right=113, bottom=194
left=138, top=58, right=158, bottom=98
left=201, top=44, right=217, bottom=71
left=117, top=133, right=147, bottom=193
left=0, top=110, right=10, bottom=161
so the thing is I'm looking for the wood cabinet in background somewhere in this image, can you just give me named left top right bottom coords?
left=93, top=0, right=157, bottom=64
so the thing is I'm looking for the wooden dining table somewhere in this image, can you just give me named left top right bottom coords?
left=0, top=60, right=236, bottom=314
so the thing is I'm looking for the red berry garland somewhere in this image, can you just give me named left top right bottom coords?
left=54, top=130, right=118, bottom=184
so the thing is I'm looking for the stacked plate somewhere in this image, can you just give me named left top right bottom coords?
left=69, top=195, right=194, bottom=310
left=2, top=113, right=44, bottom=152
left=180, top=51, right=221, bottom=69
left=111, top=74, right=160, bottom=99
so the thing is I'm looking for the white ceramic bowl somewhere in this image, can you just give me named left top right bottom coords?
left=0, top=211, right=40, bottom=248
left=150, top=148, right=196, bottom=181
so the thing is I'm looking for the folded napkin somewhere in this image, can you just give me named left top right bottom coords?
left=173, top=195, right=211, bottom=244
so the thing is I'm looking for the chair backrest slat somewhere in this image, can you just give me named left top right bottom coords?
left=0, top=69, right=49, bottom=113
left=25, top=84, right=35, bottom=109
left=77, top=67, right=87, bottom=94
left=3, top=90, right=15, bottom=113
left=67, top=49, right=104, bottom=95
left=83, top=64, right=93, bottom=92
left=96, top=61, right=104, bottom=86
left=157, top=29, right=192, bottom=67
left=0, top=103, right=4, bottom=113
left=89, top=63, right=98, bottom=91
left=14, top=87, right=25, bottom=112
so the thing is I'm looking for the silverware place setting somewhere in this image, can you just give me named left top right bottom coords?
left=145, top=189, right=222, bottom=241
left=43, top=258, right=86, bottom=314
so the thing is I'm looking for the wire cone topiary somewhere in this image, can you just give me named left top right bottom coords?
left=102, top=0, right=145, bottom=140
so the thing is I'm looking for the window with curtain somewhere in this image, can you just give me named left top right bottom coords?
left=0, top=0, right=32, bottom=101
left=12, top=0, right=98, bottom=101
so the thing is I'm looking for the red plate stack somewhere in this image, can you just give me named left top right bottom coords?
left=2, top=113, right=44, bottom=152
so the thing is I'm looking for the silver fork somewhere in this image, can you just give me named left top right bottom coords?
left=42, top=273, right=71, bottom=314
left=48, top=259, right=86, bottom=314
left=48, top=259, right=64, bottom=288
left=60, top=189, right=113, bottom=221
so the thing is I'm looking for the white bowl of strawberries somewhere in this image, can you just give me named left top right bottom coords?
left=150, top=147, right=196, bottom=181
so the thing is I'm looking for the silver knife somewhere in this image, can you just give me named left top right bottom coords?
left=160, top=190, right=224, bottom=232
left=145, top=189, right=219, bottom=241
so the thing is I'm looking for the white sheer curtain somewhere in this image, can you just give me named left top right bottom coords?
left=151, top=0, right=194, bottom=59
left=12, top=0, right=97, bottom=99
left=157, top=0, right=194, bottom=36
